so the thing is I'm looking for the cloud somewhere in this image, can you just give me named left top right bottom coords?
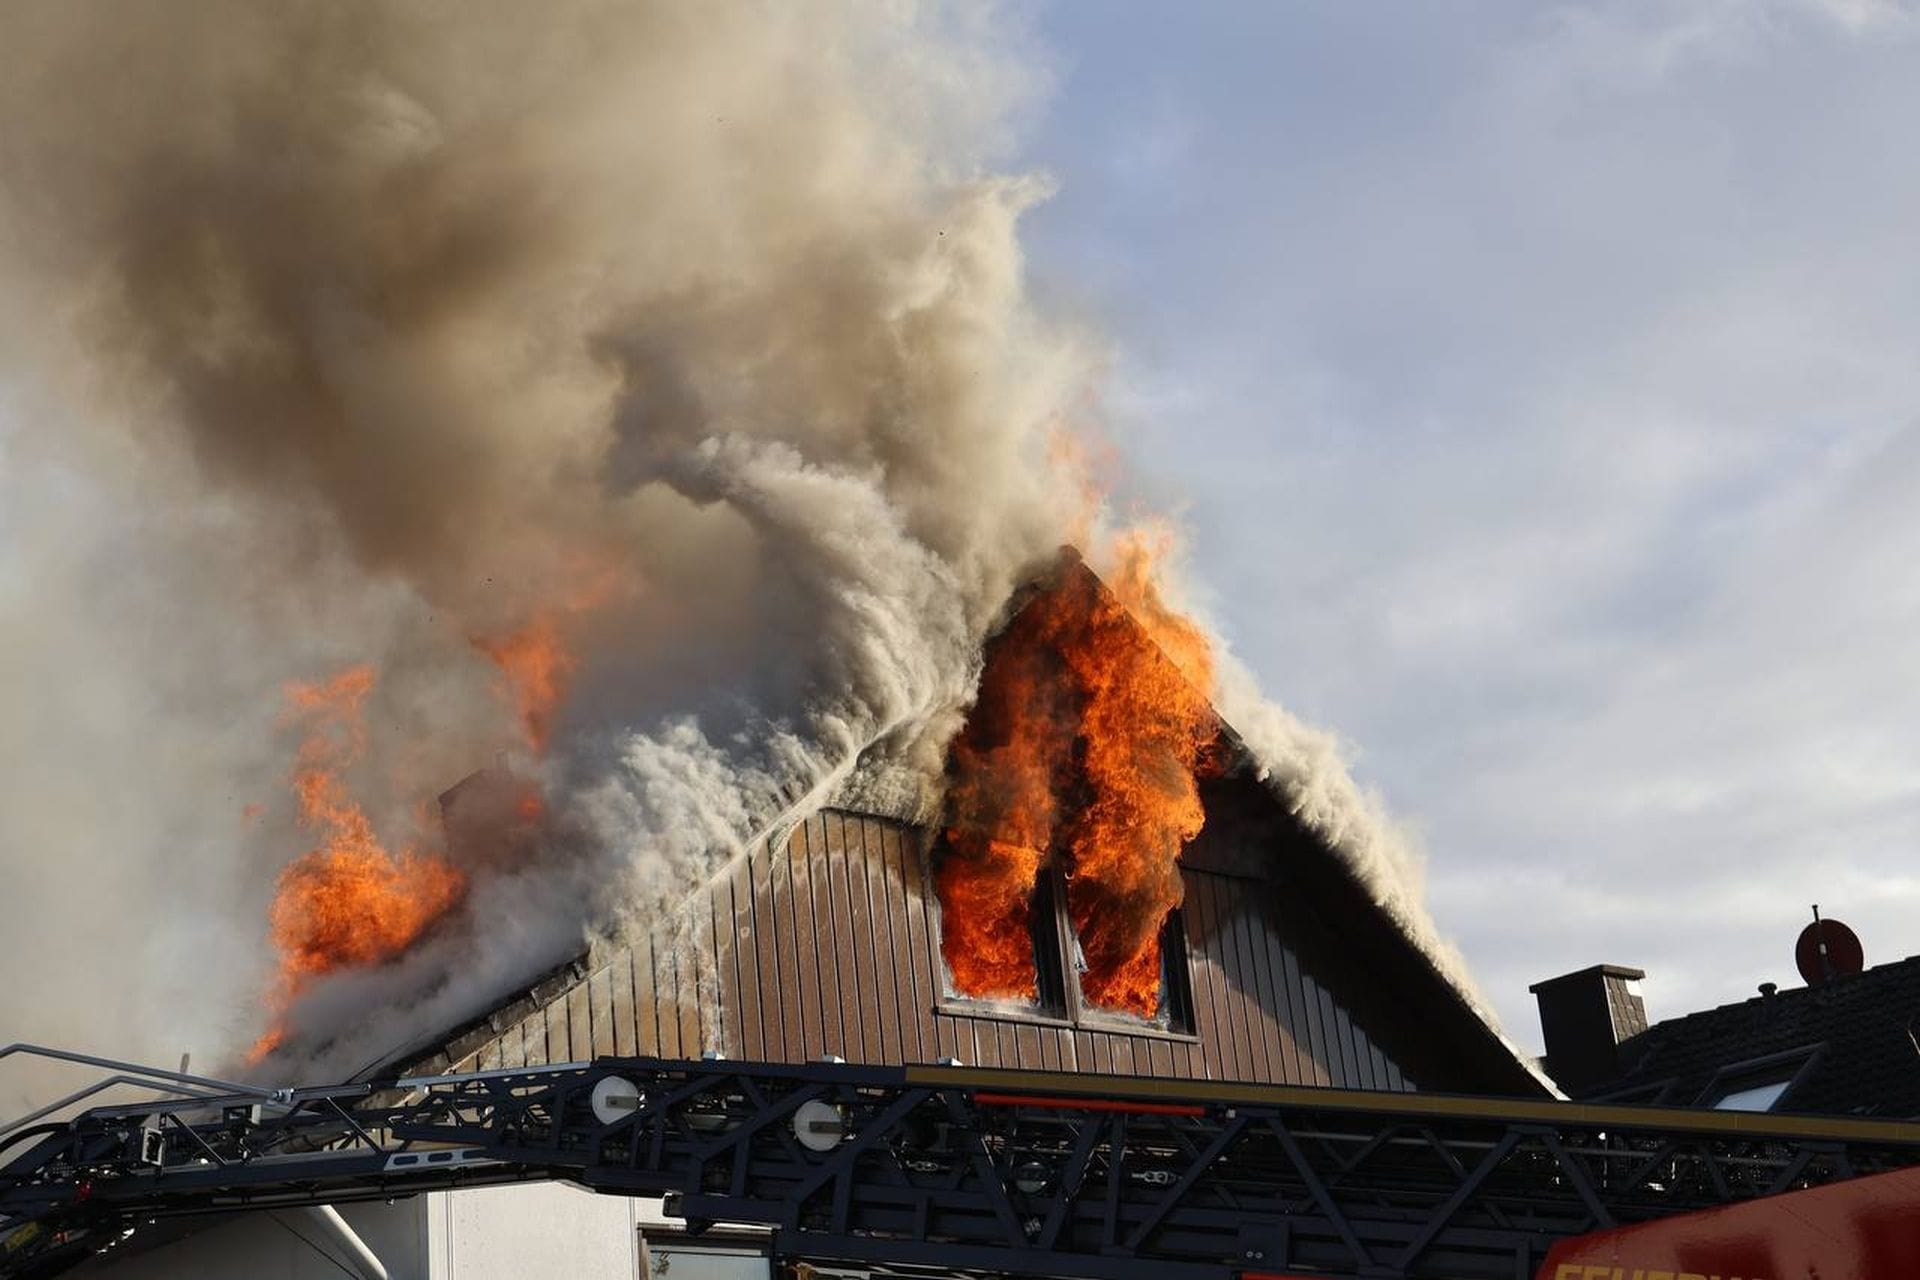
left=1026, top=1, right=1920, bottom=1043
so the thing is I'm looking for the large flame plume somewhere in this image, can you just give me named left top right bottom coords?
left=939, top=534, right=1218, bottom=1019
left=250, top=665, right=466, bottom=1059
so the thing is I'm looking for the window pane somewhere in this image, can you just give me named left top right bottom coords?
left=934, top=839, right=1044, bottom=1003
left=1712, top=1079, right=1792, bottom=1111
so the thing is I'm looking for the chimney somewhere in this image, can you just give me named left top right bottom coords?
left=1529, top=964, right=1648, bottom=1095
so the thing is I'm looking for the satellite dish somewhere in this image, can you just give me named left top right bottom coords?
left=1795, top=908, right=1864, bottom=986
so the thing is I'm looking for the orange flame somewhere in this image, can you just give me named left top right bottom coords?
left=937, top=596, right=1077, bottom=1002
left=939, top=538, right=1216, bottom=1018
left=249, top=664, right=466, bottom=1061
left=473, top=611, right=578, bottom=751
left=471, top=564, right=628, bottom=752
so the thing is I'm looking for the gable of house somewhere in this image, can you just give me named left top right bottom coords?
left=387, top=561, right=1546, bottom=1098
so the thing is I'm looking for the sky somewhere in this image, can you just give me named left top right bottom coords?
left=1014, top=0, right=1920, bottom=1044
left=5, top=0, right=1919, bottom=1077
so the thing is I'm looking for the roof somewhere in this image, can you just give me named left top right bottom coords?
left=374, top=553, right=1551, bottom=1097
left=1588, top=955, right=1920, bottom=1117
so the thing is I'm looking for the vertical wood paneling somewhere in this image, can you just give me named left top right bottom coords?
left=859, top=821, right=907, bottom=1064
left=630, top=940, right=656, bottom=1056
left=1342, top=1003, right=1371, bottom=1090
left=817, top=818, right=851, bottom=1060
left=967, top=1022, right=996, bottom=1067
left=791, top=821, right=829, bottom=1059
left=711, top=870, right=741, bottom=1059
left=1197, top=876, right=1251, bottom=1079
left=848, top=821, right=887, bottom=1063
left=425, top=812, right=1420, bottom=1098
left=1302, top=965, right=1336, bottom=1086
left=545, top=995, right=569, bottom=1065
left=1248, top=921, right=1296, bottom=1083
left=1260, top=932, right=1304, bottom=1084
left=1367, top=1042, right=1390, bottom=1092
left=897, top=835, right=951, bottom=1063
left=1035, top=1028, right=1057, bottom=1071
left=768, top=832, right=806, bottom=1059
left=684, top=926, right=708, bottom=1058
left=805, top=818, right=847, bottom=1060
left=766, top=837, right=798, bottom=1061
left=1211, top=877, right=1255, bottom=1080
left=651, top=934, right=678, bottom=1060
left=634, top=934, right=662, bottom=1056
left=727, top=854, right=763, bottom=1060
left=1293, top=970, right=1332, bottom=1085
left=686, top=938, right=710, bottom=1058
left=589, top=967, right=615, bottom=1057
left=1069, top=1030, right=1094, bottom=1074
left=519, top=1015, right=544, bottom=1067
left=611, top=946, right=636, bottom=1057
left=1182, top=873, right=1229, bottom=1081
left=825, top=816, right=869, bottom=1063
left=1315, top=985, right=1348, bottom=1086
left=567, top=982, right=592, bottom=1061
left=879, top=827, right=925, bottom=1063
left=822, top=815, right=856, bottom=1061
left=1346, top=1005, right=1372, bottom=1089
left=680, top=915, right=708, bottom=1060
left=1225, top=891, right=1275, bottom=1083
left=942, top=1018, right=966, bottom=1066
left=694, top=894, right=719, bottom=1057
left=1218, top=888, right=1261, bottom=1080
left=1332, top=1004, right=1367, bottom=1090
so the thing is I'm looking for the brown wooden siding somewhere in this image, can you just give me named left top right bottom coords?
left=428, top=808, right=1436, bottom=1093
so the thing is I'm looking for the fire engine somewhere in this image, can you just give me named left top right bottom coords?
left=4, top=1043, right=1918, bottom=1278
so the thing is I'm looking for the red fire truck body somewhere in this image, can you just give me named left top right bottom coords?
left=1538, top=1165, right=1920, bottom=1280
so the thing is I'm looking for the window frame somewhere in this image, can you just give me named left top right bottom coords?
left=928, top=845, right=1201, bottom=1042
left=1694, top=1044, right=1824, bottom=1113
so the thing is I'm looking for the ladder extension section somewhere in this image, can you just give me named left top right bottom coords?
left=5, top=1056, right=1920, bottom=1280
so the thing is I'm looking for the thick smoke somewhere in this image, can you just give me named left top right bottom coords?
left=0, top=0, right=1076, bottom=1086
left=0, top=1, right=1509, bottom=1099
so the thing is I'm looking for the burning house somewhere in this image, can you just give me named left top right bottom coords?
left=2, top=6, right=1562, bottom=1278
left=394, top=555, right=1543, bottom=1099
left=76, top=554, right=1548, bottom=1280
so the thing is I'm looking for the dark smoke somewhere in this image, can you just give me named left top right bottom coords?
left=0, top=0, right=1510, bottom=1097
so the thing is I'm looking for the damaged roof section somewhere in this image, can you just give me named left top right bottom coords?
left=381, top=555, right=1548, bottom=1099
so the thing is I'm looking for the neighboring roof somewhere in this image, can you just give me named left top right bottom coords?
left=1589, top=955, right=1920, bottom=1117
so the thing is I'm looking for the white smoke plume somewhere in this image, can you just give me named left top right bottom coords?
left=0, top=0, right=1508, bottom=1100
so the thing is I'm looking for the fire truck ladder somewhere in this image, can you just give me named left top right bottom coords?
left=5, top=1049, right=1920, bottom=1280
